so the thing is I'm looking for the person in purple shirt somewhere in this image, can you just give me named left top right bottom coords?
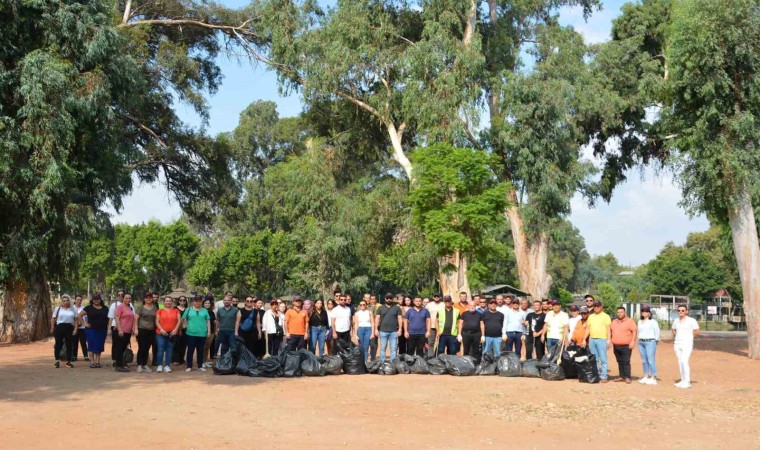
left=403, top=297, right=431, bottom=357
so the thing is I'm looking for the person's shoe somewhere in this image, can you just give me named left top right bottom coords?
left=164, top=366, right=172, bottom=373
left=601, top=378, right=609, bottom=383
left=84, top=357, right=90, bottom=362
left=115, top=367, right=129, bottom=373
left=156, top=365, right=163, bottom=373
left=676, top=382, right=691, bottom=389
left=95, top=363, right=102, bottom=368
left=647, top=377, right=658, bottom=385
left=54, top=361, right=60, bottom=368
left=625, top=378, right=631, bottom=384
left=143, top=365, right=151, bottom=372
left=614, top=377, right=625, bottom=382
left=638, top=376, right=649, bottom=384
left=136, top=365, right=144, bottom=373
left=185, top=368, right=192, bottom=372
left=65, top=362, right=74, bottom=368
left=199, top=367, right=207, bottom=372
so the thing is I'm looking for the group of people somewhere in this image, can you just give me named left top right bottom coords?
left=51, top=290, right=701, bottom=388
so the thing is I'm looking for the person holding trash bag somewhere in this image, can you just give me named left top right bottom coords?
left=457, top=300, right=482, bottom=358
left=285, top=297, right=309, bottom=351
left=155, top=296, right=181, bottom=373
left=436, top=295, right=460, bottom=356
left=376, top=293, right=403, bottom=362
left=79, top=294, right=109, bottom=368
left=585, top=300, right=612, bottom=383
left=479, top=299, right=504, bottom=357
left=113, top=293, right=136, bottom=373
left=610, top=306, right=637, bottom=384
left=404, top=297, right=431, bottom=357
left=524, top=300, right=546, bottom=361
left=51, top=294, right=78, bottom=368
left=182, top=294, right=211, bottom=372
left=353, top=299, right=375, bottom=362
left=637, top=305, right=660, bottom=385
left=672, top=304, right=700, bottom=389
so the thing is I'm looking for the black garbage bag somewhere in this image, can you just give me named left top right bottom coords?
left=410, top=356, right=430, bottom=375
left=379, top=361, right=398, bottom=375
left=337, top=340, right=367, bottom=375
left=248, top=355, right=283, bottom=377
left=366, top=359, right=382, bottom=374
left=575, top=354, right=600, bottom=384
left=537, top=343, right=563, bottom=369
left=427, top=356, right=448, bottom=375
left=319, top=355, right=343, bottom=375
left=521, top=359, right=541, bottom=378
left=540, top=363, right=566, bottom=381
left=234, top=345, right=258, bottom=376
left=476, top=353, right=498, bottom=376
left=213, top=350, right=237, bottom=375
left=281, top=351, right=305, bottom=377
left=561, top=345, right=584, bottom=379
left=497, top=352, right=522, bottom=377
left=394, top=354, right=413, bottom=374
left=300, top=351, right=324, bottom=376
left=439, top=354, right=477, bottom=376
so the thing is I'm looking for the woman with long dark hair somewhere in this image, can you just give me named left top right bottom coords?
left=172, top=296, right=188, bottom=365
left=309, top=299, right=329, bottom=356
left=398, top=296, right=412, bottom=354
left=238, top=296, right=257, bottom=353
left=155, top=296, right=181, bottom=373
left=637, top=305, right=660, bottom=385
left=325, top=299, right=336, bottom=355
left=134, top=292, right=158, bottom=372
left=79, top=294, right=109, bottom=368
left=202, top=297, right=217, bottom=366
left=113, top=293, right=136, bottom=373
left=263, top=300, right=285, bottom=356
left=51, top=295, right=78, bottom=368
left=182, top=294, right=211, bottom=372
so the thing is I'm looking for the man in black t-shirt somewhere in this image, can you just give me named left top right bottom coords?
left=524, top=300, right=546, bottom=360
left=480, top=299, right=505, bottom=357
left=457, top=301, right=482, bottom=358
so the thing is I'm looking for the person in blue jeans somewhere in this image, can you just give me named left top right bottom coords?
left=480, top=299, right=505, bottom=357
left=155, top=296, right=182, bottom=373
left=353, top=300, right=375, bottom=362
left=436, top=296, right=460, bottom=355
left=215, top=294, right=240, bottom=356
left=637, top=305, right=660, bottom=384
left=375, top=293, right=402, bottom=362
left=309, top=300, right=329, bottom=356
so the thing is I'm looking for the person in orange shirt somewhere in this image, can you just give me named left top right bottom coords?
left=610, top=306, right=637, bottom=384
left=572, top=306, right=590, bottom=347
left=285, top=297, right=309, bottom=351
left=455, top=291, right=469, bottom=315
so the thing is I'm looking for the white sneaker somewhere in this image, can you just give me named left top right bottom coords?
left=136, top=365, right=144, bottom=373
left=676, top=381, right=691, bottom=389
left=156, top=366, right=163, bottom=373
left=164, top=366, right=172, bottom=373
left=638, top=376, right=649, bottom=384
left=143, top=365, right=151, bottom=372
left=646, top=377, right=657, bottom=385
left=185, top=368, right=192, bottom=372
left=199, top=367, right=207, bottom=372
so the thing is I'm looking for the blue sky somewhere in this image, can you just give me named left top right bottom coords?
left=109, top=0, right=709, bottom=267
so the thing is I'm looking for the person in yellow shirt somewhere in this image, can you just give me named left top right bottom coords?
left=584, top=300, right=611, bottom=383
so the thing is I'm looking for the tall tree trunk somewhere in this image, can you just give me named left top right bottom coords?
left=505, top=192, right=552, bottom=300
left=438, top=251, right=470, bottom=297
left=386, top=122, right=414, bottom=184
left=0, top=274, right=52, bottom=343
left=727, top=188, right=760, bottom=359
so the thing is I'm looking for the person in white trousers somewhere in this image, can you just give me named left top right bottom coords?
left=671, top=305, right=700, bottom=389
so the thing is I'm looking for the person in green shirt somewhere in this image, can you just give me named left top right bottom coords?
left=182, top=294, right=211, bottom=372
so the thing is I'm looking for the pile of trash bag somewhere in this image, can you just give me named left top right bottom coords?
left=476, top=353, right=498, bottom=376
left=336, top=340, right=367, bottom=375
left=497, top=352, right=522, bottom=377
left=561, top=345, right=584, bottom=379
left=574, top=353, right=600, bottom=384
left=521, top=360, right=541, bottom=378
left=319, top=355, right=344, bottom=375
left=438, top=354, right=477, bottom=376
left=379, top=361, right=397, bottom=375
left=426, top=356, right=448, bottom=375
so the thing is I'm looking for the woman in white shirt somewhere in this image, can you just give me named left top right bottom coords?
left=637, top=305, right=661, bottom=385
left=672, top=305, right=700, bottom=389
left=262, top=300, right=285, bottom=356
left=325, top=299, right=336, bottom=355
left=50, top=295, right=79, bottom=368
left=352, top=300, right=375, bottom=363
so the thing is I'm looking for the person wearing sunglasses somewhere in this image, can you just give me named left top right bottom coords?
left=672, top=305, right=700, bottom=389
left=51, top=294, right=79, bottom=368
left=585, top=300, right=612, bottom=383
left=238, top=296, right=258, bottom=353
left=353, top=300, right=375, bottom=362
left=637, top=305, right=660, bottom=385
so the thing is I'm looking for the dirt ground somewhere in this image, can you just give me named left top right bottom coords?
left=0, top=337, right=758, bottom=450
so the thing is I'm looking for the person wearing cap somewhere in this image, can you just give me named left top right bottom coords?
left=376, top=293, right=402, bottom=362
left=426, top=293, right=443, bottom=357
left=571, top=306, right=591, bottom=347
left=567, top=305, right=581, bottom=342
left=182, top=294, right=211, bottom=372
left=457, top=299, right=482, bottom=358
left=479, top=298, right=505, bottom=357
left=585, top=300, right=612, bottom=383
left=637, top=305, right=660, bottom=385
left=436, top=295, right=460, bottom=355
left=51, top=294, right=79, bottom=368
left=672, top=304, right=700, bottom=389
left=524, top=300, right=546, bottom=360
left=610, top=306, right=637, bottom=383
left=285, top=297, right=309, bottom=351
left=502, top=297, right=526, bottom=356
left=544, top=299, right=569, bottom=354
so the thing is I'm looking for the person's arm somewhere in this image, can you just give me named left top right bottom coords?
left=424, top=314, right=430, bottom=339
left=693, top=320, right=700, bottom=338
left=396, top=310, right=402, bottom=336
left=374, top=313, right=381, bottom=337
left=115, top=307, right=124, bottom=336
left=256, top=312, right=262, bottom=339
left=370, top=312, right=376, bottom=338
left=606, top=320, right=611, bottom=346
left=479, top=317, right=485, bottom=343
left=234, top=310, right=241, bottom=337
left=156, top=312, right=166, bottom=335
left=584, top=319, right=591, bottom=343
left=629, top=323, right=637, bottom=349
left=332, top=314, right=339, bottom=339
left=205, top=310, right=211, bottom=336
left=78, top=309, right=90, bottom=328
left=284, top=312, right=291, bottom=339
left=303, top=314, right=309, bottom=341
left=170, top=310, right=181, bottom=335
left=404, top=316, right=410, bottom=339
left=50, top=308, right=57, bottom=333
left=134, top=309, right=141, bottom=336
left=457, top=317, right=463, bottom=342
left=501, top=313, right=508, bottom=341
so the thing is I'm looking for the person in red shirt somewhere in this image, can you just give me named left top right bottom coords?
left=155, top=296, right=182, bottom=373
left=610, top=306, right=637, bottom=384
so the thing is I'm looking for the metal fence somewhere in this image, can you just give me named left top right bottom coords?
left=623, top=300, right=746, bottom=331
